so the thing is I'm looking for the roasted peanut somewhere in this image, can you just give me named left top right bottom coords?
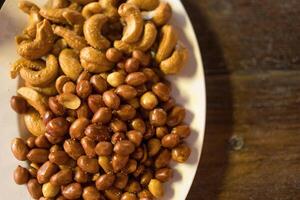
left=114, top=173, right=128, bottom=189
left=27, top=179, right=43, bottom=199
left=115, top=85, right=137, bottom=100
left=50, top=168, right=73, bottom=186
left=27, top=149, right=49, bottom=163
left=104, top=188, right=122, bottom=200
left=63, top=139, right=84, bottom=160
left=167, top=106, right=185, bottom=127
left=46, top=117, right=69, bottom=137
left=171, top=124, right=191, bottom=139
left=140, top=170, right=153, bottom=186
left=37, top=161, right=58, bottom=184
left=74, top=167, right=89, bottom=183
left=110, top=118, right=127, bottom=133
left=107, top=71, right=126, bottom=87
left=154, top=149, right=171, bottom=169
left=125, top=58, right=140, bottom=73
left=83, top=186, right=101, bottom=200
left=98, top=156, right=113, bottom=173
left=112, top=154, right=129, bottom=172
left=77, top=103, right=92, bottom=118
left=155, top=168, right=173, bottom=182
left=42, top=182, right=60, bottom=198
left=88, top=94, right=105, bottom=113
left=121, top=192, right=137, bottom=200
left=45, top=132, right=64, bottom=144
left=131, top=118, right=146, bottom=134
left=147, top=138, right=161, bottom=157
left=126, top=130, right=143, bottom=146
left=11, top=138, right=29, bottom=161
left=48, top=150, right=70, bottom=165
left=149, top=108, right=167, bottom=126
left=14, top=165, right=29, bottom=185
left=69, top=117, right=90, bottom=139
left=106, top=48, right=123, bottom=63
left=111, top=132, right=125, bottom=145
left=90, top=74, right=108, bottom=94
left=171, top=143, right=191, bottom=163
left=35, top=135, right=51, bottom=149
left=26, top=136, right=36, bottom=149
left=125, top=72, right=147, bottom=86
left=77, top=155, right=99, bottom=173
left=143, top=68, right=160, bottom=83
left=92, top=107, right=112, bottom=124
left=114, top=140, right=135, bottom=156
left=95, top=141, right=113, bottom=156
left=152, top=82, right=170, bottom=102
left=10, top=96, right=28, bottom=114
left=95, top=173, right=115, bottom=190
left=81, top=136, right=96, bottom=158
left=124, top=159, right=137, bottom=174
left=62, top=81, right=76, bottom=93
left=148, top=179, right=164, bottom=198
left=84, top=124, right=110, bottom=141
left=62, top=183, right=82, bottom=199
left=161, top=133, right=180, bottom=149
left=132, top=50, right=151, bottom=66
left=156, top=126, right=168, bottom=139
left=76, top=80, right=92, bottom=99
left=102, top=90, right=120, bottom=109
left=140, top=92, right=158, bottom=110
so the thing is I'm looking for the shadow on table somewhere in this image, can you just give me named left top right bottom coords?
left=182, top=1, right=234, bottom=200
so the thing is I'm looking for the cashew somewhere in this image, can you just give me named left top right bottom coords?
left=19, top=55, right=59, bottom=87
left=46, top=0, right=70, bottom=9
left=142, top=2, right=172, bottom=26
left=53, top=26, right=88, bottom=51
left=39, top=8, right=68, bottom=24
left=17, top=19, right=55, bottom=60
left=80, top=47, right=114, bottom=73
left=127, top=0, right=159, bottom=11
left=68, top=2, right=83, bottom=11
left=99, top=0, right=119, bottom=22
left=83, top=14, right=110, bottom=50
left=55, top=75, right=71, bottom=94
left=57, top=93, right=81, bottom=109
left=63, top=10, right=85, bottom=35
left=15, top=35, right=32, bottom=45
left=11, top=58, right=44, bottom=79
left=18, top=0, right=40, bottom=14
left=17, top=87, right=48, bottom=115
left=160, top=43, right=189, bottom=75
left=51, top=38, right=68, bottom=56
left=118, top=3, right=144, bottom=43
left=24, top=108, right=46, bottom=136
left=27, top=82, right=58, bottom=96
left=59, top=49, right=83, bottom=81
left=114, top=21, right=157, bottom=53
left=71, top=0, right=97, bottom=5
left=155, top=24, right=178, bottom=63
left=82, top=2, right=102, bottom=19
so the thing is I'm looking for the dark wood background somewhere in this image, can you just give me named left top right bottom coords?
left=1, top=0, right=299, bottom=199
left=183, top=0, right=300, bottom=200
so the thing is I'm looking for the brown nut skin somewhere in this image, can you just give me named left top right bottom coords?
left=84, top=124, right=110, bottom=141
left=124, top=159, right=138, bottom=174
left=125, top=180, right=142, bottom=193
left=154, top=149, right=171, bottom=169
left=116, top=104, right=136, bottom=121
left=113, top=140, right=135, bottom=156
left=35, top=135, right=51, bottom=149
left=126, top=130, right=143, bottom=146
left=43, top=110, right=55, bottom=125
left=171, top=124, right=191, bottom=139
left=112, top=154, right=129, bottom=172
left=27, top=179, right=43, bottom=199
left=63, top=139, right=85, bottom=160
left=48, top=97, right=65, bottom=116
left=121, top=192, right=137, bottom=200
left=83, top=186, right=101, bottom=200
left=132, top=147, right=144, bottom=160
left=46, top=117, right=69, bottom=137
left=155, top=127, right=168, bottom=139
left=152, top=82, right=170, bottom=102
left=10, top=96, right=28, bottom=114
left=26, top=136, right=36, bottom=149
left=125, top=58, right=140, bottom=73
left=104, top=188, right=122, bottom=200
left=102, top=90, right=120, bottom=110
left=14, top=165, right=29, bottom=185
left=50, top=168, right=73, bottom=186
left=111, top=132, right=126, bottom=145
left=161, top=133, right=180, bottom=149
left=115, top=85, right=137, bottom=100
left=48, top=150, right=70, bottom=165
left=131, top=118, right=146, bottom=134
left=132, top=50, right=151, bottom=66
left=77, top=155, right=99, bottom=173
left=81, top=136, right=96, bottom=158
left=11, top=138, right=29, bottom=161
left=88, top=94, right=105, bottom=113
left=147, top=138, right=161, bottom=157
left=63, top=81, right=76, bottom=94
left=114, top=173, right=129, bottom=190
left=95, top=141, right=113, bottom=156
left=149, top=108, right=167, bottom=127
left=77, top=70, right=91, bottom=83
left=110, top=119, right=127, bottom=133
left=62, top=183, right=82, bottom=200
left=27, top=149, right=49, bottom=163
left=106, top=48, right=123, bottom=63
left=92, top=107, right=112, bottom=124
left=77, top=103, right=92, bottom=118
left=167, top=106, right=186, bottom=127
left=90, top=74, right=108, bottom=94
left=69, top=118, right=90, bottom=139
left=125, top=72, right=147, bottom=86
left=140, top=92, right=158, bottom=110
left=155, top=168, right=173, bottom=182
left=28, top=167, right=38, bottom=178
left=76, top=80, right=92, bottom=99
left=37, top=161, right=58, bottom=184
left=162, top=97, right=175, bottom=111
left=171, top=143, right=191, bottom=163
left=95, top=173, right=116, bottom=191
left=45, top=132, right=64, bottom=144
left=74, top=167, right=89, bottom=183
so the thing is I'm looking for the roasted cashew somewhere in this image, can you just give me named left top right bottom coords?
left=51, top=38, right=68, bottom=56
left=63, top=9, right=85, bottom=35
left=10, top=58, right=44, bottom=79
left=26, top=82, right=58, bottom=96
left=114, top=21, right=157, bottom=53
left=55, top=75, right=71, bottom=94
left=18, top=0, right=40, bottom=14
left=118, top=3, right=144, bottom=43
left=18, top=55, right=59, bottom=87
left=71, top=0, right=97, bottom=5
left=17, top=19, right=55, bottom=60
left=53, top=26, right=88, bottom=51
left=160, top=43, right=189, bottom=75
left=142, top=2, right=172, bottom=26
left=127, top=0, right=159, bottom=11
left=24, top=108, right=46, bottom=136
left=83, top=14, right=110, bottom=50
left=46, top=0, right=70, bottom=9
left=39, top=7, right=68, bottom=24
left=155, top=24, right=178, bottom=63
left=80, top=47, right=114, bottom=73
left=59, top=49, right=83, bottom=81
left=82, top=2, right=102, bottom=19
left=99, top=0, right=119, bottom=22
left=17, top=87, right=48, bottom=116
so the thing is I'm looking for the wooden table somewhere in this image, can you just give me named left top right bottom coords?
left=183, top=0, right=300, bottom=199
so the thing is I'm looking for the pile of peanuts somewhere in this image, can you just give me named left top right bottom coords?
left=10, top=0, right=191, bottom=199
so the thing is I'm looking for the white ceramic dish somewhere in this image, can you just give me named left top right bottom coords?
left=0, top=0, right=206, bottom=199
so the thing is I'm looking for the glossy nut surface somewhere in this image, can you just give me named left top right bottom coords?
left=14, top=165, right=29, bottom=185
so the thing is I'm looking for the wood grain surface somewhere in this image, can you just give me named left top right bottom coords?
left=183, top=0, right=300, bottom=199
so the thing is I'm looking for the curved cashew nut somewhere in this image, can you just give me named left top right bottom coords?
left=18, top=0, right=40, bottom=14
left=54, top=26, right=88, bottom=51
left=10, top=58, right=44, bottom=79
left=99, top=0, right=119, bottom=22
left=63, top=9, right=85, bottom=35
left=18, top=55, right=59, bottom=87
left=24, top=108, right=46, bottom=136
left=82, top=2, right=102, bottom=19
left=46, top=0, right=70, bottom=9
left=118, top=3, right=144, bottom=43
left=126, top=0, right=159, bottom=11
left=59, top=49, right=83, bottom=81
left=83, top=14, right=110, bottom=50
left=142, top=2, right=172, bottom=26
left=51, top=38, right=68, bottom=56
left=155, top=24, right=178, bottom=63
left=17, top=19, right=55, bottom=60
left=71, top=0, right=97, bottom=5
left=17, top=87, right=48, bottom=116
left=114, top=21, right=157, bottom=53
left=39, top=7, right=68, bottom=24
left=160, top=43, right=189, bottom=75
left=80, top=47, right=114, bottom=73
left=27, top=82, right=58, bottom=96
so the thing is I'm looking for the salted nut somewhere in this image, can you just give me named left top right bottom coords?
left=80, top=47, right=114, bottom=73
left=118, top=3, right=144, bottom=43
left=142, top=2, right=172, bottom=26
left=127, top=0, right=159, bottom=11
left=17, top=19, right=55, bottom=60
left=160, top=43, right=189, bottom=74
left=83, top=14, right=110, bottom=50
left=59, top=49, right=83, bottom=81
left=27, top=82, right=58, bottom=96
left=81, top=2, right=102, bottom=19
left=17, top=87, right=48, bottom=116
left=99, top=0, right=119, bottom=21
left=24, top=108, right=46, bottom=136
left=57, top=93, right=81, bottom=110
left=46, top=0, right=70, bottom=9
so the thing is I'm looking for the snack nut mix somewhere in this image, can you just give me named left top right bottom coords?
left=10, top=0, right=191, bottom=199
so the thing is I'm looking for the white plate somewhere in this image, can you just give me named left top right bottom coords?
left=0, top=0, right=206, bottom=199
